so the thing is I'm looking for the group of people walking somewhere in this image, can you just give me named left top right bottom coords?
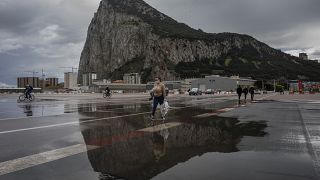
left=237, top=86, right=255, bottom=104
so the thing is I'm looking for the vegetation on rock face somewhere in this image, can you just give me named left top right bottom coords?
left=110, top=56, right=145, bottom=80
left=174, top=55, right=320, bottom=81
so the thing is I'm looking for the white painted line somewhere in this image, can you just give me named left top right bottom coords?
left=306, top=101, right=320, bottom=104
left=0, top=114, right=75, bottom=122
left=138, top=122, right=182, bottom=132
left=0, top=105, right=136, bottom=122
left=0, top=112, right=150, bottom=135
left=0, top=144, right=98, bottom=176
left=298, top=105, right=320, bottom=177
left=0, top=100, right=165, bottom=122
left=217, top=108, right=234, bottom=112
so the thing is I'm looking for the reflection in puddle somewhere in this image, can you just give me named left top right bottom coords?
left=22, top=104, right=33, bottom=117
left=17, top=104, right=35, bottom=117
left=80, top=113, right=267, bottom=180
left=123, top=104, right=142, bottom=110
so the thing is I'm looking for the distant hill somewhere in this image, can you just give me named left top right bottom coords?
left=78, top=0, right=320, bottom=83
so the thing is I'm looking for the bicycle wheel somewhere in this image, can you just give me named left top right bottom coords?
left=29, top=94, right=35, bottom=101
left=103, top=93, right=107, bottom=98
left=19, top=95, right=26, bottom=101
left=108, top=93, right=112, bottom=98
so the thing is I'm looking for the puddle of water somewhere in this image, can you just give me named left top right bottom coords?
left=80, top=113, right=268, bottom=180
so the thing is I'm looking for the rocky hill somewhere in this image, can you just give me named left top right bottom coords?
left=78, top=0, right=320, bottom=83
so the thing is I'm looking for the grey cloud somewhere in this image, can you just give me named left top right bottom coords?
left=146, top=0, right=320, bottom=36
left=0, top=0, right=100, bottom=85
left=312, top=50, right=320, bottom=56
left=145, top=0, right=320, bottom=58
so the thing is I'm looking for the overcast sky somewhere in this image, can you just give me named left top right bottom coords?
left=1, top=0, right=320, bottom=86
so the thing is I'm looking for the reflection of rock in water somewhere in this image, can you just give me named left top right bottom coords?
left=80, top=116, right=267, bottom=180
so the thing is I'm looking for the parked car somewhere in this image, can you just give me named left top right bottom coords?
left=189, top=88, right=202, bottom=96
left=205, top=89, right=214, bottom=94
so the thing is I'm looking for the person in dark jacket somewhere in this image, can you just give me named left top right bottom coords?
left=105, top=86, right=110, bottom=94
left=236, top=86, right=242, bottom=104
left=249, top=87, right=255, bottom=101
left=24, top=84, right=33, bottom=99
left=243, top=87, right=249, bottom=102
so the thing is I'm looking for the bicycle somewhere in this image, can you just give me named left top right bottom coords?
left=103, top=91, right=112, bottom=98
left=19, top=93, right=35, bottom=102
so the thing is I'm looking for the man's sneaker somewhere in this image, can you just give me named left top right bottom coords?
left=161, top=115, right=165, bottom=120
left=150, top=115, right=155, bottom=120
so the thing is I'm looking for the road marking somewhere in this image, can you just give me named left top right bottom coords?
left=0, top=112, right=150, bottom=135
left=138, top=122, right=182, bottom=132
left=298, top=104, right=320, bottom=177
left=0, top=104, right=144, bottom=121
left=0, top=114, right=75, bottom=122
left=217, top=108, right=234, bottom=112
left=0, top=122, right=185, bottom=175
left=0, top=144, right=98, bottom=176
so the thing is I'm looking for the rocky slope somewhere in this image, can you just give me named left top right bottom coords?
left=78, top=0, right=320, bottom=83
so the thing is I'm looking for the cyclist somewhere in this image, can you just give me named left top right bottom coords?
left=105, top=86, right=111, bottom=96
left=24, top=84, right=33, bottom=99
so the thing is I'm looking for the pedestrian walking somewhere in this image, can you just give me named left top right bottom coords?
left=243, top=87, right=249, bottom=102
left=151, top=77, right=166, bottom=120
left=280, top=88, right=284, bottom=95
left=249, top=87, right=255, bottom=101
left=236, top=86, right=242, bottom=104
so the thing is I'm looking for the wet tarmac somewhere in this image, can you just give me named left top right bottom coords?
left=0, top=93, right=319, bottom=180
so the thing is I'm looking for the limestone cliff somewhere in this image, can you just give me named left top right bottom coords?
left=79, top=0, right=320, bottom=83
